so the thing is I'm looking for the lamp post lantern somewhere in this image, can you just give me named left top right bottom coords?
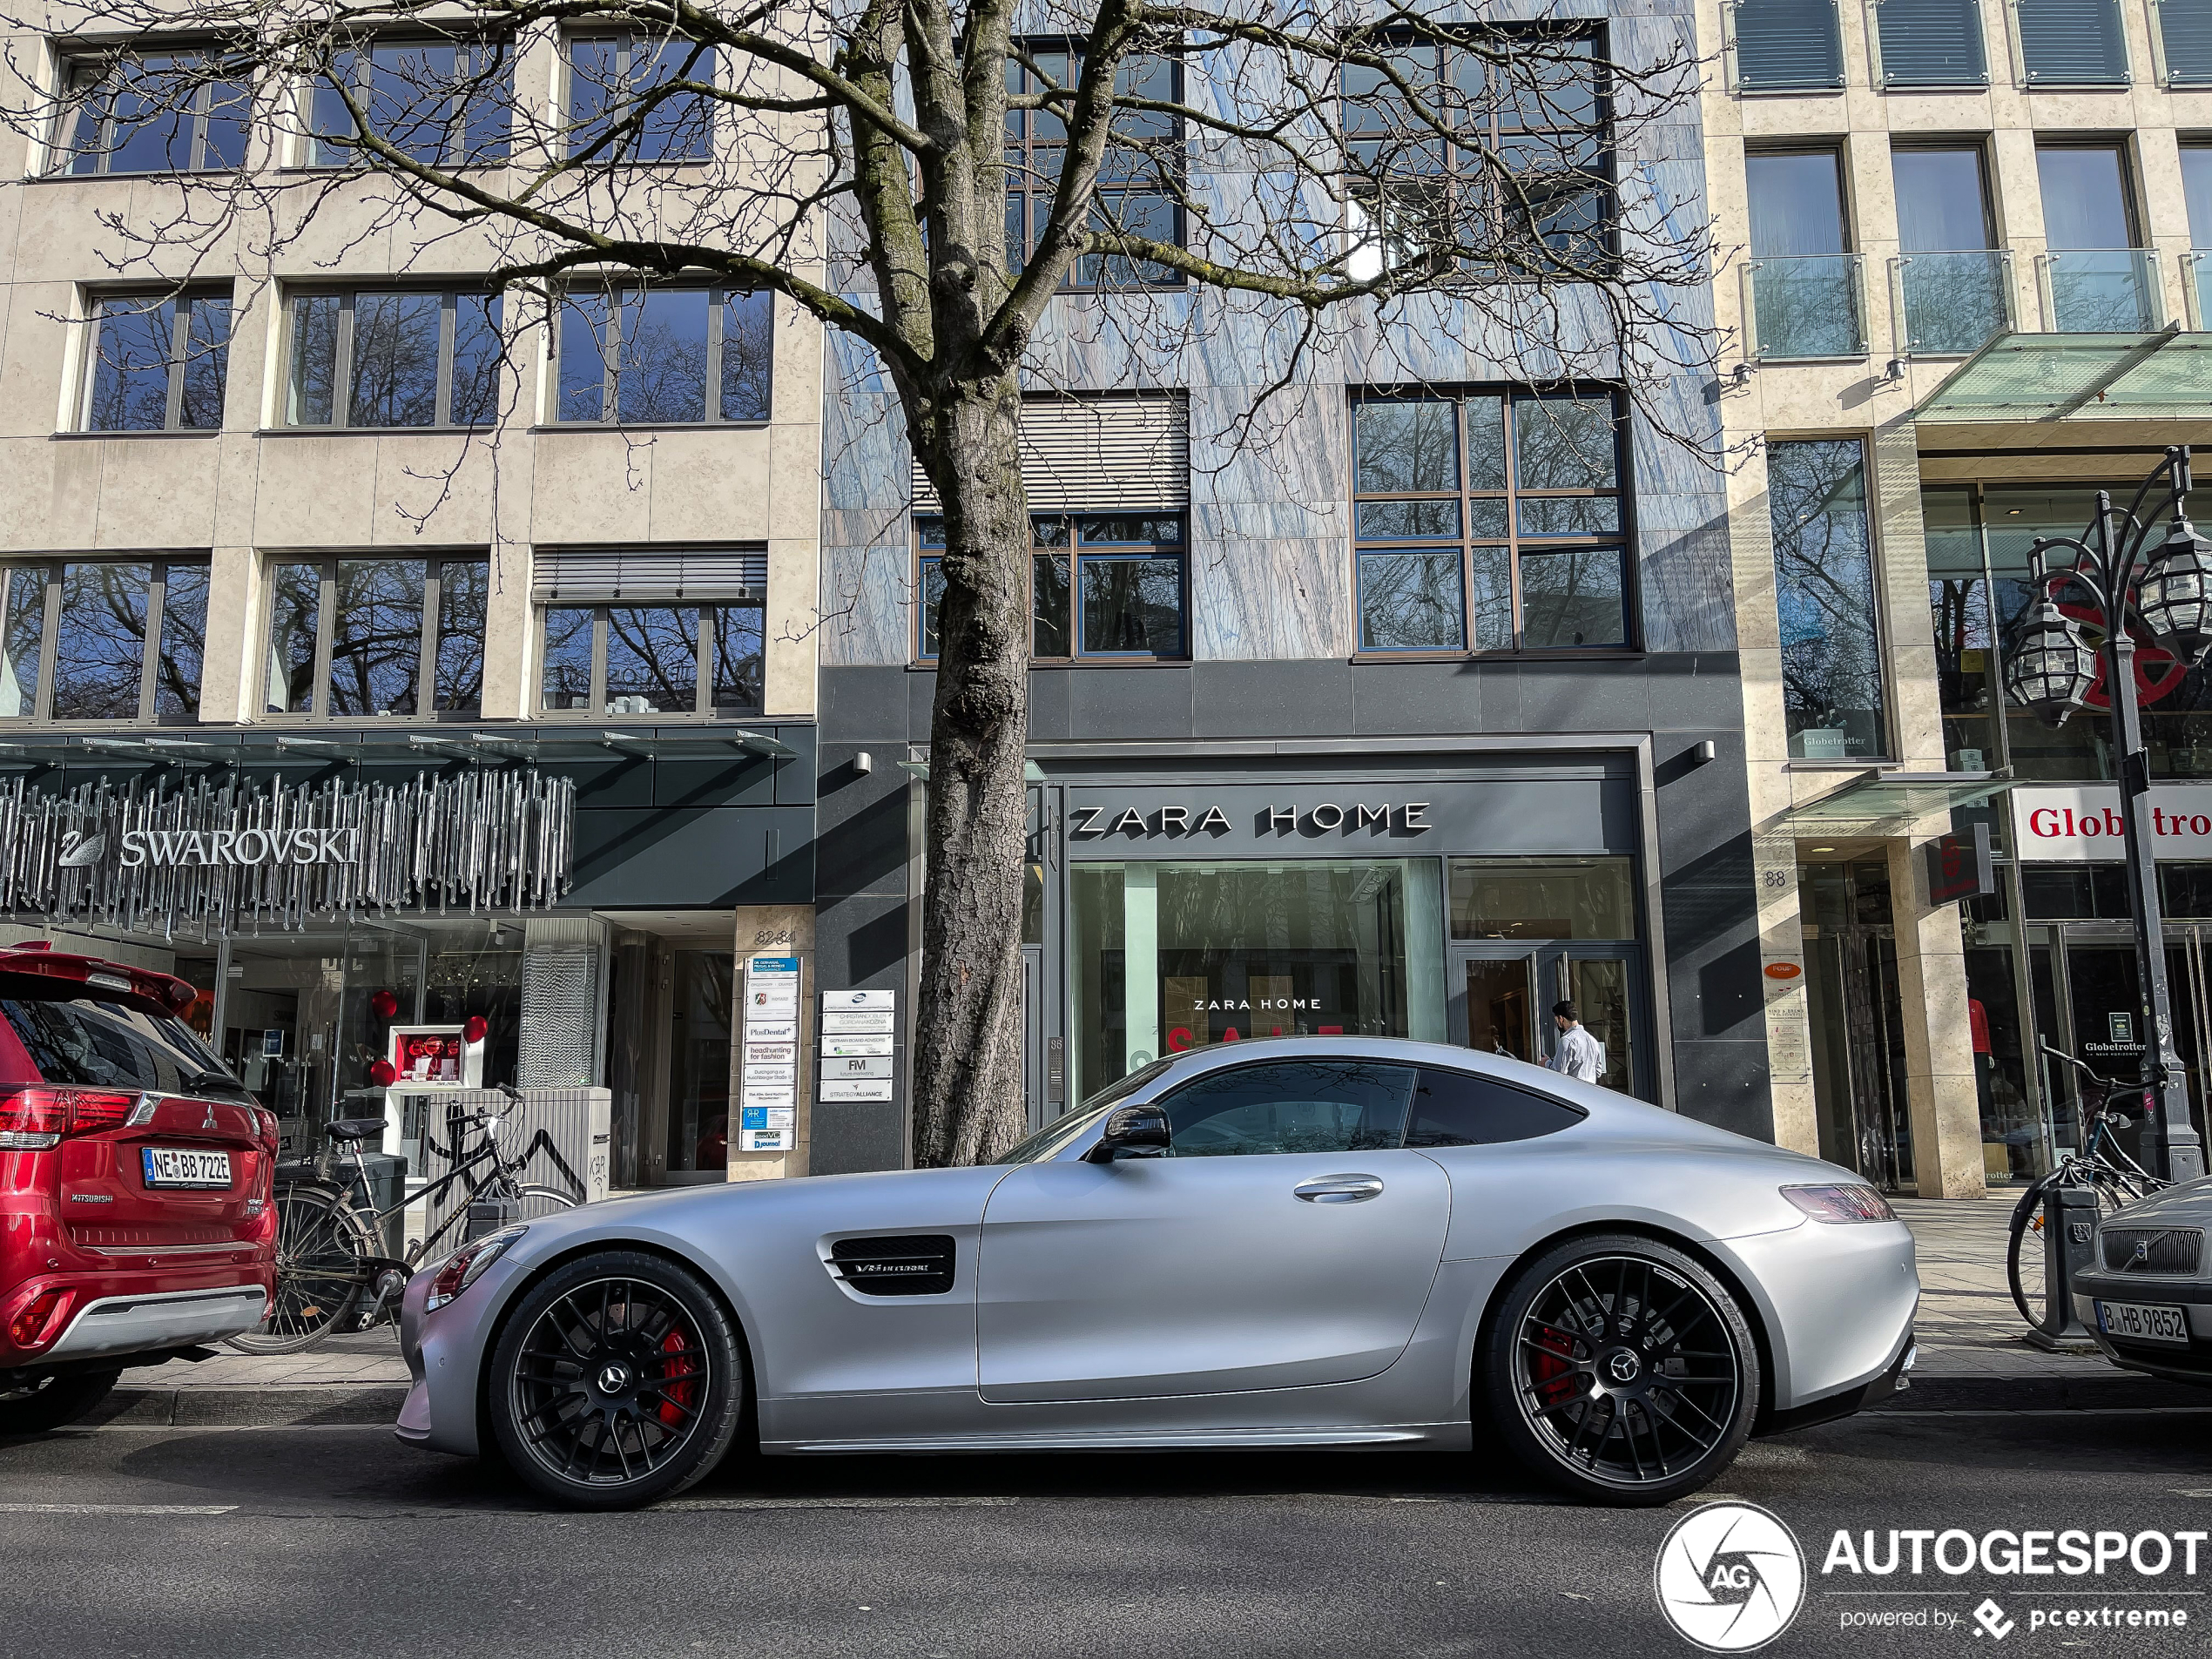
left=2004, top=446, right=2211, bottom=1183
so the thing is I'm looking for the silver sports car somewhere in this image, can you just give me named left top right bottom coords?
left=396, top=1038, right=1919, bottom=1509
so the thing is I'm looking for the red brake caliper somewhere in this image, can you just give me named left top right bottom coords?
left=1528, top=1324, right=1581, bottom=1408
left=656, top=1326, right=700, bottom=1426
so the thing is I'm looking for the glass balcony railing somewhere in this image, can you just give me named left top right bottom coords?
left=1744, top=253, right=1867, bottom=360
left=2040, top=249, right=2162, bottom=332
left=1891, top=249, right=2013, bottom=356
left=2186, top=251, right=2212, bottom=331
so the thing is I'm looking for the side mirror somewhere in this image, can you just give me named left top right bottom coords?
left=1082, top=1103, right=1171, bottom=1163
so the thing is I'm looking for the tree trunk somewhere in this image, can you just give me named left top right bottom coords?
left=908, top=381, right=1033, bottom=1166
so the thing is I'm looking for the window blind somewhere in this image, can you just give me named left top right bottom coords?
left=1877, top=0, right=1990, bottom=84
left=910, top=393, right=1190, bottom=512
left=532, top=546, right=768, bottom=602
left=2159, top=0, right=2212, bottom=83
left=2016, top=0, right=2130, bottom=83
left=1733, top=0, right=1846, bottom=89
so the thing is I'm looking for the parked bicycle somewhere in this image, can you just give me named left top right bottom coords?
left=2005, top=1042, right=2169, bottom=1333
left=226, top=1086, right=583, bottom=1354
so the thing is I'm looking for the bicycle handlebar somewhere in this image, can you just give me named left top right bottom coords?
left=2040, top=1042, right=2153, bottom=1119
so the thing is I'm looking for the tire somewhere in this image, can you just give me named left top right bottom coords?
left=487, top=1249, right=745, bottom=1510
left=225, top=1183, right=370, bottom=1354
left=0, top=1369, right=120, bottom=1435
left=2006, top=1177, right=2058, bottom=1332
left=1482, top=1232, right=1759, bottom=1507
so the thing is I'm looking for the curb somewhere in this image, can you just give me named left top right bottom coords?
left=87, top=1386, right=411, bottom=1428
left=1869, top=1373, right=2212, bottom=1413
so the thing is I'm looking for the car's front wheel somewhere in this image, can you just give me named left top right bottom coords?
left=487, top=1250, right=745, bottom=1509
left=1482, top=1232, right=1759, bottom=1506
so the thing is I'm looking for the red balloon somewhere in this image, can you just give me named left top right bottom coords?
left=370, top=988, right=400, bottom=1022
left=368, top=1059, right=396, bottom=1088
left=463, top=1015, right=489, bottom=1044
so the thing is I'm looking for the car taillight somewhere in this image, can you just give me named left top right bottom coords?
left=0, top=1087, right=139, bottom=1150
left=426, top=1225, right=528, bottom=1312
left=8, top=1287, right=72, bottom=1349
left=1782, top=1183, right=1898, bottom=1223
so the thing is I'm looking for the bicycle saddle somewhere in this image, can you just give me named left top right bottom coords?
left=325, top=1116, right=388, bottom=1143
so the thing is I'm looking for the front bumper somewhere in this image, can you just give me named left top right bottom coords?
left=2070, top=1271, right=2212, bottom=1385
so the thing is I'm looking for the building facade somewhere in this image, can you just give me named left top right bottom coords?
left=1705, top=0, right=2212, bottom=1196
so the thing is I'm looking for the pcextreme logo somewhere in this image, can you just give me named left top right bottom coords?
left=1655, top=1502, right=1808, bottom=1653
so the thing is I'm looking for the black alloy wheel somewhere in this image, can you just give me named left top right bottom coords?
left=1484, top=1233, right=1758, bottom=1506
left=488, top=1250, right=745, bottom=1509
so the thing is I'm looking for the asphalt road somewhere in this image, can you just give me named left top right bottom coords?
left=4, top=1398, right=2212, bottom=1659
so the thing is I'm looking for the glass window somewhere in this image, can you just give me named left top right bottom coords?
left=914, top=514, right=1186, bottom=661
left=555, top=286, right=772, bottom=425
left=309, top=37, right=512, bottom=168
left=1404, top=1066, right=1585, bottom=1147
left=285, top=289, right=503, bottom=428
left=1769, top=439, right=1885, bottom=760
left=1925, top=486, right=2000, bottom=773
left=1157, top=1058, right=1417, bottom=1157
left=1892, top=149, right=2006, bottom=354
left=0, top=560, right=210, bottom=724
left=1005, top=47, right=1184, bottom=287
left=538, top=602, right=764, bottom=717
left=2184, top=145, right=2212, bottom=246
left=1745, top=149, right=1864, bottom=359
left=84, top=293, right=232, bottom=432
left=2037, top=146, right=2135, bottom=248
left=1070, top=859, right=1447, bottom=1102
left=59, top=50, right=248, bottom=176
left=2035, top=147, right=2153, bottom=333
left=1352, top=393, right=1626, bottom=651
left=1894, top=148, right=1992, bottom=252
left=566, top=33, right=713, bottom=161
left=261, top=554, right=485, bottom=718
left=1341, top=32, right=1608, bottom=278
left=1450, top=857, right=1639, bottom=939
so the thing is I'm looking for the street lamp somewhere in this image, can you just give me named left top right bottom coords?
left=2003, top=445, right=2210, bottom=1182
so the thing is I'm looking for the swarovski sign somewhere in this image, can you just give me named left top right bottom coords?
left=0, top=770, right=574, bottom=934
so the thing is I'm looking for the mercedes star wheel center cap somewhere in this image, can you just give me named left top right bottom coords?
left=597, top=1363, right=633, bottom=1395
left=1607, top=1350, right=1642, bottom=1386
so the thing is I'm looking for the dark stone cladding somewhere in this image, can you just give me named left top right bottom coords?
left=813, top=653, right=1768, bottom=1173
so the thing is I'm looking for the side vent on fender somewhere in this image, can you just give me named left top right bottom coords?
left=827, top=1233, right=956, bottom=1296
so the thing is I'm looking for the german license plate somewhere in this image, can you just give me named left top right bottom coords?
left=141, top=1147, right=232, bottom=1190
left=2097, top=1299, right=2191, bottom=1345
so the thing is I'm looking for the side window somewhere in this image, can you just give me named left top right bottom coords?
left=1160, top=1059, right=1416, bottom=1157
left=1406, top=1066, right=1585, bottom=1148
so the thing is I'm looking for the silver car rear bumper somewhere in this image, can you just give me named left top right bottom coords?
left=46, top=1285, right=269, bottom=1360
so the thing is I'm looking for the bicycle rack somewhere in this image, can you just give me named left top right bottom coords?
left=2025, top=1177, right=2101, bottom=1351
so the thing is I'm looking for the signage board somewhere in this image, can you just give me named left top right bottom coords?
left=821, top=1035, right=894, bottom=1057
left=823, top=1055, right=894, bottom=1079
left=822, top=1009, right=895, bottom=1035
left=1925, top=823, right=1996, bottom=903
left=2012, top=785, right=2212, bottom=860
left=822, top=988, right=895, bottom=1010
left=821, top=1079, right=895, bottom=1102
left=738, top=956, right=803, bottom=1157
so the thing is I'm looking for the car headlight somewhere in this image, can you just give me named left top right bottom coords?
left=1781, top=1184, right=1897, bottom=1223
left=425, top=1225, right=527, bottom=1312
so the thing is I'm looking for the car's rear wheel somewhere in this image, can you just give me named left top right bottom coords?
left=1482, top=1233, right=1758, bottom=1507
left=488, top=1250, right=745, bottom=1510
left=0, top=1368, right=121, bottom=1435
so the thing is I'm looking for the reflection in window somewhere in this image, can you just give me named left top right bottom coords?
left=328, top=559, right=426, bottom=715
left=60, top=51, right=248, bottom=176
left=1769, top=439, right=1885, bottom=759
left=537, top=601, right=765, bottom=716
left=607, top=605, right=698, bottom=712
left=434, top=558, right=489, bottom=712
left=0, top=560, right=211, bottom=723
left=1353, top=392, right=1626, bottom=651
left=556, top=286, right=772, bottom=423
left=916, top=514, right=1186, bottom=660
left=84, top=293, right=232, bottom=432
left=260, top=554, right=488, bottom=718
left=1158, top=1059, right=1417, bottom=1157
left=309, top=37, right=512, bottom=168
left=541, top=606, right=594, bottom=711
left=566, top=32, right=713, bottom=161
left=1004, top=47, right=1184, bottom=287
left=1449, top=857, right=1639, bottom=940
left=287, top=289, right=503, bottom=428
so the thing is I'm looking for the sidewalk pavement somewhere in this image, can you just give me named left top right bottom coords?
left=94, top=1190, right=2187, bottom=1422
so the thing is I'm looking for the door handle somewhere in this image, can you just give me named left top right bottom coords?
left=1293, top=1174, right=1385, bottom=1204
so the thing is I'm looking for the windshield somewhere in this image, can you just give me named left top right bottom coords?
left=993, top=1055, right=1178, bottom=1164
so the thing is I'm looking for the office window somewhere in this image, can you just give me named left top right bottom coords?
left=0, top=558, right=210, bottom=722
left=2036, top=145, right=2155, bottom=330
left=1340, top=31, right=1608, bottom=277
left=537, top=604, right=762, bottom=715
left=1873, top=0, right=1989, bottom=84
left=2159, top=0, right=2212, bottom=83
left=285, top=288, right=503, bottom=428
left=57, top=49, right=247, bottom=175
left=262, top=555, right=489, bottom=718
left=915, top=515, right=1187, bottom=660
left=566, top=32, right=712, bottom=161
left=1769, top=440, right=1885, bottom=760
left=2015, top=0, right=2130, bottom=84
left=308, top=37, right=512, bottom=167
left=1352, top=392, right=1627, bottom=653
left=1731, top=0, right=1846, bottom=90
left=81, top=291, right=232, bottom=431
left=556, top=287, right=772, bottom=425
left=1746, top=149, right=1863, bottom=358
left=1004, top=47, right=1183, bottom=287
left=1893, top=146, right=2007, bottom=354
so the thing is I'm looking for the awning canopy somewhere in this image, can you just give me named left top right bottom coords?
left=1770, top=770, right=2014, bottom=833
left=1912, top=329, right=2212, bottom=465
left=0, top=726, right=795, bottom=770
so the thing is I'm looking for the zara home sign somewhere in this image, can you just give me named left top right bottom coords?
left=2011, top=785, right=2212, bottom=860
left=1072, top=800, right=1432, bottom=838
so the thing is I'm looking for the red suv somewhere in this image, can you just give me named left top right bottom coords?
left=0, top=944, right=276, bottom=1434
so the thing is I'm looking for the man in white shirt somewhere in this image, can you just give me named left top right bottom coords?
left=1547, top=1000, right=1608, bottom=1085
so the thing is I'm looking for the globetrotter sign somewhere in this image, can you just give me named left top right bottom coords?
left=2012, top=785, right=2212, bottom=861
left=0, top=771, right=575, bottom=934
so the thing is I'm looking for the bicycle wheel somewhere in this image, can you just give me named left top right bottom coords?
left=2006, top=1177, right=2059, bottom=1332
left=512, top=1184, right=582, bottom=1223
left=226, top=1184, right=372, bottom=1354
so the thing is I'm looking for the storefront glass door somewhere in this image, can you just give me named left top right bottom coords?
left=664, top=948, right=735, bottom=1178
left=2029, top=927, right=2212, bottom=1173
left=1448, top=946, right=1642, bottom=1095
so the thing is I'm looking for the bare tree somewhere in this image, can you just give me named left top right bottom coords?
left=3, top=0, right=1717, bottom=1165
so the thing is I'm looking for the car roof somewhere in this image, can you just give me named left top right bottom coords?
left=0, top=944, right=198, bottom=1020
